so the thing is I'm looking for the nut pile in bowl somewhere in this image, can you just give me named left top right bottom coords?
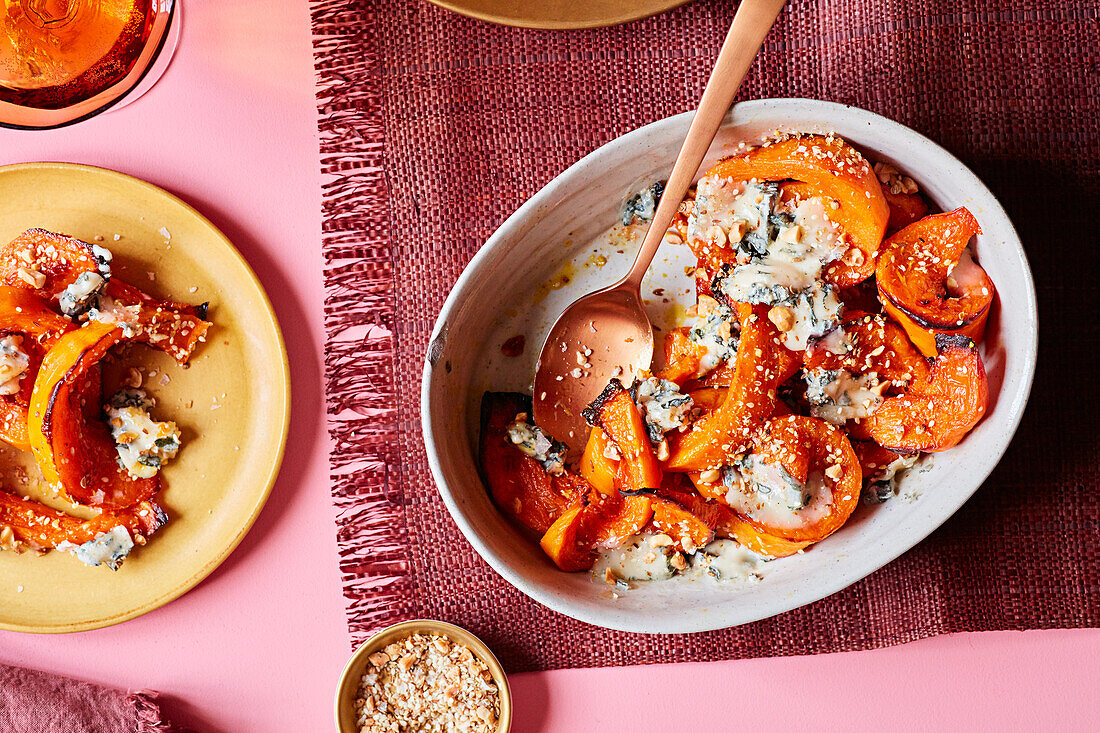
left=355, top=632, right=501, bottom=733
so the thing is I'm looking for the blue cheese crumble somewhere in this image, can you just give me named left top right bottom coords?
left=59, top=244, right=112, bottom=317
left=105, top=389, right=181, bottom=479
left=686, top=296, right=738, bottom=374
left=633, top=377, right=694, bottom=445
left=692, top=176, right=849, bottom=351
left=0, top=335, right=30, bottom=396
left=864, top=453, right=919, bottom=503
left=506, top=414, right=566, bottom=475
left=621, top=181, right=665, bottom=225
left=804, top=368, right=885, bottom=425
left=56, top=525, right=134, bottom=570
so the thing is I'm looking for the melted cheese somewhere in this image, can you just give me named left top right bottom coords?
left=0, top=335, right=29, bottom=396
left=723, top=457, right=835, bottom=532
left=804, top=368, right=885, bottom=424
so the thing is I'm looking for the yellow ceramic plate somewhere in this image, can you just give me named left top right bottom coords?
left=0, top=162, right=290, bottom=633
left=426, top=0, right=692, bottom=29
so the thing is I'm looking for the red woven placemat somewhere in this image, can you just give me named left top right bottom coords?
left=312, top=0, right=1100, bottom=671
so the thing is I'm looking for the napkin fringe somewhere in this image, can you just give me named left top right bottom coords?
left=130, top=690, right=178, bottom=732
left=312, top=0, right=412, bottom=641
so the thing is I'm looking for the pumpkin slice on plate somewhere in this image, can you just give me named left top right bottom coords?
left=478, top=392, right=577, bottom=536
left=0, top=488, right=167, bottom=559
left=28, top=321, right=161, bottom=510
left=721, top=415, right=862, bottom=544
left=666, top=303, right=797, bottom=472
left=0, top=286, right=74, bottom=449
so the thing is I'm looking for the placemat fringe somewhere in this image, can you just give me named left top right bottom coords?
left=312, top=0, right=411, bottom=643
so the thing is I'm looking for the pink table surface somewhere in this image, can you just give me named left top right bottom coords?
left=0, top=2, right=1097, bottom=731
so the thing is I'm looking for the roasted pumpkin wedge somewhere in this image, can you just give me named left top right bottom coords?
left=707, top=135, right=889, bottom=287
left=672, top=483, right=811, bottom=557
left=539, top=506, right=595, bottom=571
left=721, top=415, right=862, bottom=543
left=883, top=189, right=929, bottom=235
left=585, top=490, right=653, bottom=550
left=648, top=494, right=715, bottom=553
left=28, top=321, right=161, bottom=509
left=867, top=335, right=988, bottom=452
left=0, top=488, right=166, bottom=552
left=579, top=427, right=618, bottom=496
left=0, top=228, right=108, bottom=302
left=667, top=304, right=798, bottom=471
left=100, top=279, right=210, bottom=364
left=0, top=230, right=210, bottom=364
left=876, top=208, right=994, bottom=357
left=657, top=327, right=709, bottom=384
left=582, top=379, right=662, bottom=494
left=0, top=286, right=75, bottom=449
left=804, top=311, right=930, bottom=387
left=479, top=392, right=578, bottom=535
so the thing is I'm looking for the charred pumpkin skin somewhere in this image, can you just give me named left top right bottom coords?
left=706, top=135, right=889, bottom=288
left=667, top=304, right=798, bottom=472
left=0, top=488, right=167, bottom=550
left=738, top=415, right=863, bottom=543
left=478, top=392, right=577, bottom=535
left=582, top=379, right=663, bottom=494
left=876, top=208, right=994, bottom=357
left=28, top=321, right=160, bottom=509
left=867, top=337, right=988, bottom=452
left=0, top=287, right=75, bottom=449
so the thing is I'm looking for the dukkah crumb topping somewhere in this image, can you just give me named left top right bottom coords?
left=355, top=633, right=500, bottom=733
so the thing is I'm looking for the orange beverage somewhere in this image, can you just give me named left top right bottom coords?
left=0, top=0, right=172, bottom=127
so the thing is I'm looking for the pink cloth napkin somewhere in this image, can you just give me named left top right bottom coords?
left=0, top=663, right=180, bottom=733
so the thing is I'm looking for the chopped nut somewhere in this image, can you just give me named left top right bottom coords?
left=656, top=438, right=670, bottom=461
left=650, top=533, right=674, bottom=547
left=699, top=468, right=721, bottom=484
left=825, top=464, right=843, bottom=481
left=16, top=267, right=46, bottom=289
left=728, top=219, right=749, bottom=242
left=124, top=368, right=143, bottom=388
left=842, top=247, right=865, bottom=267
left=355, top=633, right=500, bottom=733
left=0, top=525, right=16, bottom=551
left=780, top=225, right=802, bottom=243
left=670, top=552, right=688, bottom=571
left=768, top=305, right=795, bottom=332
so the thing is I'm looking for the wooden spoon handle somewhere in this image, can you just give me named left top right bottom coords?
left=622, top=0, right=787, bottom=288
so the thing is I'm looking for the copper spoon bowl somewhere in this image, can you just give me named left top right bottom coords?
left=533, top=0, right=788, bottom=453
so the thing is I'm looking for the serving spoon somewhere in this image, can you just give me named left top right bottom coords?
left=533, top=0, right=788, bottom=454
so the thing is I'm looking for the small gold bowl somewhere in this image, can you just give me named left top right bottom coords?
left=334, top=619, right=512, bottom=733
